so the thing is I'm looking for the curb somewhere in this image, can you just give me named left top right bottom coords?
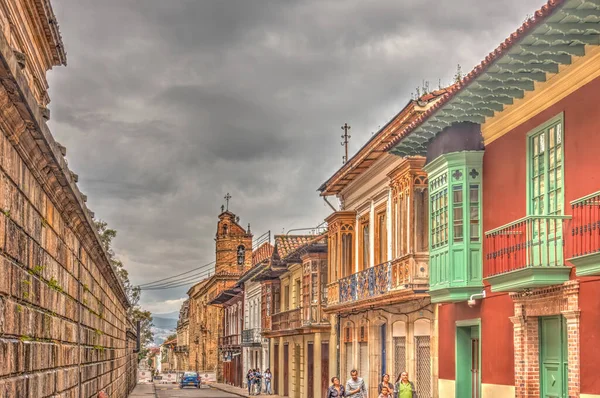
left=209, top=384, right=249, bottom=398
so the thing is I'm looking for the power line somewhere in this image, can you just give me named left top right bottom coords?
left=139, top=249, right=243, bottom=290
left=138, top=260, right=216, bottom=287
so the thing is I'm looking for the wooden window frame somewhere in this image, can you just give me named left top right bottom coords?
left=358, top=215, right=370, bottom=271
left=358, top=325, right=369, bottom=342
left=374, top=204, right=387, bottom=265
left=526, top=113, right=564, bottom=217
left=340, top=224, right=354, bottom=278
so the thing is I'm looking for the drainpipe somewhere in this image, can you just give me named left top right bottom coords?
left=336, top=314, right=341, bottom=377
left=323, top=196, right=337, bottom=212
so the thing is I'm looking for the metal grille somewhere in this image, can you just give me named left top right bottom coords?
left=344, top=342, right=353, bottom=379
left=415, top=336, right=432, bottom=398
left=393, top=337, right=406, bottom=378
left=358, top=342, right=368, bottom=377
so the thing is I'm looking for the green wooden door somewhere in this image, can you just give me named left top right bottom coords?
left=540, top=316, right=567, bottom=398
left=456, top=324, right=480, bottom=398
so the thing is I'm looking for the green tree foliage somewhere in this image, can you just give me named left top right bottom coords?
left=94, top=219, right=154, bottom=357
left=166, top=333, right=177, bottom=342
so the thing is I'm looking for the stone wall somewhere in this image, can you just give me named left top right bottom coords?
left=0, top=1, right=137, bottom=397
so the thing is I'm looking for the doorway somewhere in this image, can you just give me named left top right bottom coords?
left=307, top=342, right=314, bottom=398
left=321, top=341, right=329, bottom=398
left=540, top=316, right=567, bottom=398
left=456, top=321, right=480, bottom=398
left=283, top=344, right=289, bottom=396
left=380, top=324, right=387, bottom=376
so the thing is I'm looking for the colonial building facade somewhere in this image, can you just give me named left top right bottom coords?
left=175, top=299, right=190, bottom=371
left=318, top=89, right=452, bottom=398
left=263, top=235, right=331, bottom=398
left=387, top=1, right=600, bottom=397
left=187, top=210, right=253, bottom=380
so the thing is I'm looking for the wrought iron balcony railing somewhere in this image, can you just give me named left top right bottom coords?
left=218, top=334, right=241, bottom=347
left=326, top=254, right=427, bottom=307
left=485, top=215, right=571, bottom=276
left=242, top=328, right=262, bottom=345
left=174, top=345, right=189, bottom=353
left=568, top=191, right=600, bottom=276
left=271, top=308, right=301, bottom=331
left=302, top=303, right=329, bottom=326
left=484, top=215, right=571, bottom=291
left=570, top=191, right=600, bottom=258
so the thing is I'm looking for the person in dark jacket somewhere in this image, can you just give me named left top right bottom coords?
left=378, top=374, right=394, bottom=395
left=327, top=376, right=346, bottom=397
left=394, top=371, right=417, bottom=398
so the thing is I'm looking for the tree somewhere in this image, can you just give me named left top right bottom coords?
left=166, top=333, right=177, bottom=342
left=94, top=219, right=154, bottom=358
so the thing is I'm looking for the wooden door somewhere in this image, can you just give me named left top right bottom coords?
left=274, top=344, right=279, bottom=394
left=471, top=338, right=479, bottom=398
left=283, top=344, right=289, bottom=396
left=321, top=341, right=329, bottom=398
left=540, top=316, right=567, bottom=398
left=307, top=342, right=314, bottom=398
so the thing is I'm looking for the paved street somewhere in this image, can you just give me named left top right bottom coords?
left=155, top=384, right=239, bottom=397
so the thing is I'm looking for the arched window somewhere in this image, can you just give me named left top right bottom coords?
left=222, top=224, right=228, bottom=235
left=237, top=245, right=245, bottom=265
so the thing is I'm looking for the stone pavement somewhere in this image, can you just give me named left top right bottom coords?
left=210, top=382, right=283, bottom=398
left=129, top=382, right=156, bottom=396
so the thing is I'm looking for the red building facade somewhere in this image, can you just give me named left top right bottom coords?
left=388, top=1, right=600, bottom=397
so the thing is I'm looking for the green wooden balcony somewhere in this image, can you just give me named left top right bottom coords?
left=567, top=191, right=600, bottom=276
left=484, top=215, right=571, bottom=292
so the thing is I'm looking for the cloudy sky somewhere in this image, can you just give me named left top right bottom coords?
left=48, top=0, right=544, bottom=314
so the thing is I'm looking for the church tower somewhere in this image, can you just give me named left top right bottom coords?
left=215, top=209, right=253, bottom=275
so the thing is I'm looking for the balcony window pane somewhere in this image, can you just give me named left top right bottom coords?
left=362, top=224, right=370, bottom=268
left=453, top=185, right=463, bottom=243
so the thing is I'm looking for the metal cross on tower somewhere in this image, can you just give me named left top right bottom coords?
left=341, top=123, right=351, bottom=164
left=224, top=193, right=232, bottom=211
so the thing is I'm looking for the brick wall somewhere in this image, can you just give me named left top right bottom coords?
left=0, top=3, right=136, bottom=396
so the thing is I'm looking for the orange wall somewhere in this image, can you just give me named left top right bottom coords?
left=438, top=293, right=515, bottom=385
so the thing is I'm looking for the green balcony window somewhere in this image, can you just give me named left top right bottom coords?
left=424, top=151, right=484, bottom=303
left=485, top=114, right=569, bottom=291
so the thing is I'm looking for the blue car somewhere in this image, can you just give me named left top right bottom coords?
left=179, top=371, right=200, bottom=389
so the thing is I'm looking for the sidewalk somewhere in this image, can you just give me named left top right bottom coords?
left=210, top=382, right=283, bottom=398
left=129, top=383, right=156, bottom=397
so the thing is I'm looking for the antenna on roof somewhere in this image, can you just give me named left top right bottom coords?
left=341, top=123, right=351, bottom=164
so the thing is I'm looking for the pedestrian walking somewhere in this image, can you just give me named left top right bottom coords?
left=394, top=371, right=417, bottom=398
left=247, top=369, right=255, bottom=395
left=327, top=376, right=346, bottom=397
left=255, top=368, right=263, bottom=395
left=345, top=369, right=367, bottom=398
left=264, top=368, right=273, bottom=394
left=378, top=374, right=394, bottom=395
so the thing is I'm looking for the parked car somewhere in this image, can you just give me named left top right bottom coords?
left=179, top=371, right=200, bottom=389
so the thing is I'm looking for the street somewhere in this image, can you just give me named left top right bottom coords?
left=154, top=385, right=239, bottom=397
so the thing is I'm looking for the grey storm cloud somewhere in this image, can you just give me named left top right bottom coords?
left=48, top=0, right=544, bottom=313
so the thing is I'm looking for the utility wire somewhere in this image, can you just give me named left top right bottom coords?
left=138, top=260, right=216, bottom=287
left=139, top=250, right=243, bottom=290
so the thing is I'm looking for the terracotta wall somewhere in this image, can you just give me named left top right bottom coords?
left=438, top=75, right=600, bottom=391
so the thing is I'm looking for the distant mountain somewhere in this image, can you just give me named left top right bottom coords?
left=152, top=311, right=179, bottom=319
left=150, top=311, right=180, bottom=346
